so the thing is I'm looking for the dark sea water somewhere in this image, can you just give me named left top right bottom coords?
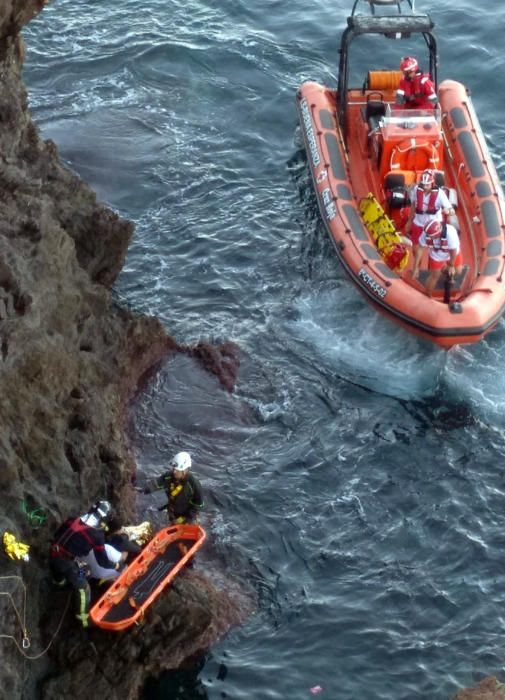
left=23, top=1, right=505, bottom=698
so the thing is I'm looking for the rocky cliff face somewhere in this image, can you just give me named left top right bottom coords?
left=2, top=4, right=492, bottom=699
left=0, top=3, right=242, bottom=698
left=451, top=677, right=505, bottom=700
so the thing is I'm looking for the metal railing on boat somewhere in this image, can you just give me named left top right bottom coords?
left=351, top=0, right=416, bottom=16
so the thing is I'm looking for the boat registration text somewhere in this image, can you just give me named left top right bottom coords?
left=358, top=268, right=387, bottom=298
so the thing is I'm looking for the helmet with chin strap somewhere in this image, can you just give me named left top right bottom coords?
left=400, top=56, right=419, bottom=73
left=170, top=451, right=192, bottom=473
left=420, top=169, right=436, bottom=188
left=80, top=500, right=112, bottom=527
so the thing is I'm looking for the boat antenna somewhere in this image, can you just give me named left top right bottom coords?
left=351, top=0, right=415, bottom=15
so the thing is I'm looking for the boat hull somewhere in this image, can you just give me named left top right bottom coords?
left=296, top=80, right=505, bottom=348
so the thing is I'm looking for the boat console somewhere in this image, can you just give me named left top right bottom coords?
left=381, top=107, right=441, bottom=131
left=374, top=105, right=443, bottom=177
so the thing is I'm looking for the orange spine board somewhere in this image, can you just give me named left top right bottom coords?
left=89, top=523, right=207, bottom=631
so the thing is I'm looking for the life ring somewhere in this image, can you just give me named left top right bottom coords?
left=390, top=138, right=440, bottom=172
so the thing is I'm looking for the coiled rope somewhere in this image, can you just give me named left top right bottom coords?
left=0, top=575, right=71, bottom=660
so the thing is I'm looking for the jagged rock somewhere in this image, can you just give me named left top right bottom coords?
left=0, top=3, right=245, bottom=699
left=38, top=572, right=247, bottom=699
left=188, top=341, right=241, bottom=392
left=451, top=677, right=505, bottom=700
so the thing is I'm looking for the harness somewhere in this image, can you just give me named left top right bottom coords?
left=170, top=483, right=184, bottom=498
left=426, top=223, right=450, bottom=251
left=50, top=517, right=96, bottom=559
left=415, top=186, right=439, bottom=215
left=167, top=477, right=201, bottom=517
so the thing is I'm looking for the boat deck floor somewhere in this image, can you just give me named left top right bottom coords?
left=418, top=265, right=469, bottom=295
left=345, top=95, right=476, bottom=300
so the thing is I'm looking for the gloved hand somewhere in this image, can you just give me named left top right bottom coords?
left=76, top=612, right=89, bottom=628
left=175, top=516, right=186, bottom=525
left=77, top=563, right=91, bottom=581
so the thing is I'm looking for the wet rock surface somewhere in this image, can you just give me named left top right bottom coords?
left=38, top=573, right=244, bottom=700
left=451, top=677, right=505, bottom=700
left=0, top=3, right=246, bottom=698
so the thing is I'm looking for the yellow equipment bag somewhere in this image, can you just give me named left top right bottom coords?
left=3, top=532, right=30, bottom=562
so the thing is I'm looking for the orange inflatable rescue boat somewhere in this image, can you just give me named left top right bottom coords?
left=296, top=0, right=505, bottom=348
left=90, top=523, right=206, bottom=631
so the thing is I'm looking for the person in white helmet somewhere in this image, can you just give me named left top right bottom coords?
left=49, top=500, right=126, bottom=627
left=143, top=452, right=204, bottom=524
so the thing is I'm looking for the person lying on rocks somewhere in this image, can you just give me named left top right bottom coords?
left=105, top=516, right=142, bottom=561
left=142, top=451, right=204, bottom=524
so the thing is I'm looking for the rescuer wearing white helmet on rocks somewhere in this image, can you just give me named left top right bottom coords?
left=143, top=451, right=204, bottom=524
left=49, top=500, right=126, bottom=628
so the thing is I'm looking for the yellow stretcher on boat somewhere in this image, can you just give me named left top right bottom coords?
left=359, top=193, right=410, bottom=272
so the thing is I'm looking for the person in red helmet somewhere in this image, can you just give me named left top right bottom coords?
left=404, top=169, right=455, bottom=257
left=394, top=56, right=438, bottom=110
left=412, top=219, right=462, bottom=297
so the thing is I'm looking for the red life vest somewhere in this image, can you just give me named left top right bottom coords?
left=415, top=186, right=439, bottom=215
left=400, top=72, right=436, bottom=109
left=50, top=517, right=99, bottom=559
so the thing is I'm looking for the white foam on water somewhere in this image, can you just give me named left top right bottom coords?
left=444, top=322, right=505, bottom=425
left=287, top=285, right=449, bottom=401
left=288, top=284, right=505, bottom=423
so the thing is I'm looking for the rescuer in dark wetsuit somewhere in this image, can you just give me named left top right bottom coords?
left=143, top=451, right=204, bottom=524
left=49, top=500, right=120, bottom=628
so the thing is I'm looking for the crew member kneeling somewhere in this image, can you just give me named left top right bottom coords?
left=412, top=219, right=462, bottom=298
left=49, top=500, right=125, bottom=628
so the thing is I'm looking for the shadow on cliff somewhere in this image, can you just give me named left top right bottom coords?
left=142, top=655, right=209, bottom=700
left=36, top=566, right=253, bottom=700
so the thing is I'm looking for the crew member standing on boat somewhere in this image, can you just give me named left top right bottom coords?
left=395, top=56, right=437, bottom=110
left=412, top=219, right=462, bottom=297
left=405, top=169, right=455, bottom=257
left=143, top=451, right=204, bottom=524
